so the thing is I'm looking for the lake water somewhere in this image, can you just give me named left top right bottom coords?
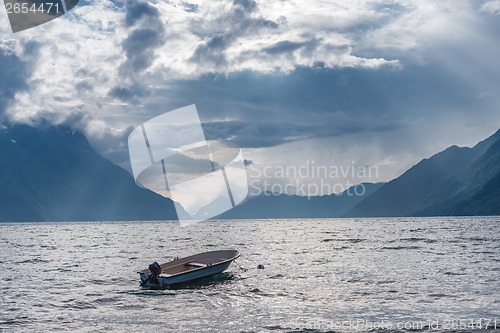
left=1, top=217, right=499, bottom=332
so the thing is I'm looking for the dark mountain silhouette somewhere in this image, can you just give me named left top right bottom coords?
left=2, top=124, right=498, bottom=221
left=0, top=124, right=181, bottom=222
left=346, top=129, right=500, bottom=217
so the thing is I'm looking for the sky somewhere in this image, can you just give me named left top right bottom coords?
left=0, top=0, right=499, bottom=197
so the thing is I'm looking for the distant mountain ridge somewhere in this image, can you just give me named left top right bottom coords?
left=2, top=124, right=498, bottom=221
left=346, top=129, right=500, bottom=217
left=218, top=182, right=384, bottom=219
left=0, top=124, right=180, bottom=222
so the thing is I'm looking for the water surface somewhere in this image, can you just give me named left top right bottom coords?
left=1, top=217, right=499, bottom=332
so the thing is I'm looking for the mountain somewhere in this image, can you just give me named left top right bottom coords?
left=218, top=182, right=384, bottom=219
left=418, top=135, right=500, bottom=216
left=0, top=124, right=181, bottom=222
left=345, top=129, right=500, bottom=217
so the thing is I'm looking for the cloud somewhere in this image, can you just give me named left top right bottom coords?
left=137, top=0, right=403, bottom=78
left=188, top=0, right=281, bottom=71
left=0, top=0, right=499, bottom=188
left=124, top=0, right=160, bottom=26
left=201, top=115, right=402, bottom=149
left=202, top=121, right=314, bottom=148
left=3, top=0, right=407, bottom=124
left=480, top=0, right=500, bottom=14
left=110, top=0, right=166, bottom=102
left=0, top=40, right=28, bottom=120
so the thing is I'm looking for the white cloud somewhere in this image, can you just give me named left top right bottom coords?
left=480, top=0, right=500, bottom=14
left=5, top=1, right=124, bottom=128
left=3, top=0, right=482, bottom=126
left=147, top=0, right=402, bottom=77
left=0, top=0, right=499, bottom=183
left=2, top=0, right=407, bottom=129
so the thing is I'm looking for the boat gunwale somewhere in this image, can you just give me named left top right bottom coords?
left=137, top=250, right=240, bottom=277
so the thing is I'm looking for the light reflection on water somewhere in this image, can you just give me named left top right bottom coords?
left=1, top=217, right=499, bottom=332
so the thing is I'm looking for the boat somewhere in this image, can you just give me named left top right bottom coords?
left=138, top=249, right=240, bottom=288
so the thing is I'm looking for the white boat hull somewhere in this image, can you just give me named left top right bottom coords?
left=138, top=250, right=239, bottom=289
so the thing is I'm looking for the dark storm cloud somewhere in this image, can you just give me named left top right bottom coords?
left=201, top=118, right=401, bottom=148
left=202, top=121, right=313, bottom=147
left=263, top=41, right=310, bottom=55
left=144, top=55, right=493, bottom=149
left=109, top=84, right=150, bottom=102
left=190, top=0, right=279, bottom=67
left=110, top=0, right=166, bottom=102
left=122, top=0, right=165, bottom=74
left=0, top=42, right=29, bottom=121
left=122, top=28, right=164, bottom=73
left=124, top=0, right=161, bottom=27
left=233, top=0, right=257, bottom=12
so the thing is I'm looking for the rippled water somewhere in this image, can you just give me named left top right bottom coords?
left=1, top=217, right=499, bottom=332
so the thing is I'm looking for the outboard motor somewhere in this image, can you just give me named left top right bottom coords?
left=140, top=261, right=162, bottom=287
left=149, top=262, right=162, bottom=278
